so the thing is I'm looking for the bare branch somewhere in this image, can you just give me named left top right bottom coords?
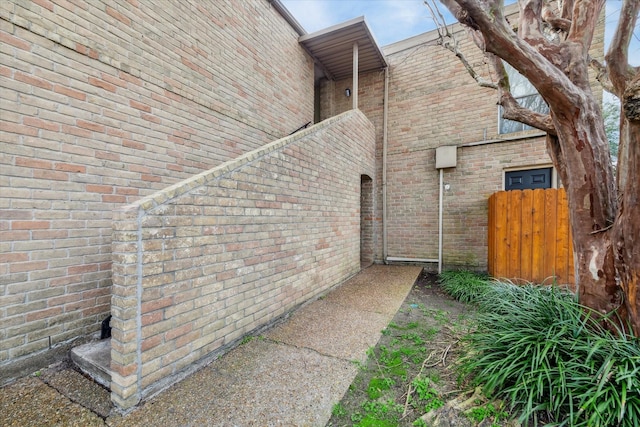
left=605, top=0, right=640, bottom=96
left=518, top=0, right=549, bottom=43
left=560, top=0, right=575, bottom=21
left=442, top=0, right=581, bottom=113
left=425, top=0, right=498, bottom=88
left=541, top=2, right=571, bottom=34
left=489, top=54, right=557, bottom=134
left=440, top=39, right=498, bottom=88
left=432, top=1, right=557, bottom=131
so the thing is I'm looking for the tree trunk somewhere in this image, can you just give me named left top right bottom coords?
left=613, top=77, right=640, bottom=335
left=549, top=101, right=626, bottom=329
left=550, top=78, right=640, bottom=336
left=438, top=0, right=640, bottom=336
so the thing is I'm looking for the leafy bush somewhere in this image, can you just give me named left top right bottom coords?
left=438, top=270, right=490, bottom=303
left=449, top=277, right=640, bottom=426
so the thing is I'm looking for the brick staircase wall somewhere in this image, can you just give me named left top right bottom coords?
left=110, top=110, right=376, bottom=409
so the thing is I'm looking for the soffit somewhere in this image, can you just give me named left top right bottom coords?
left=299, top=16, right=387, bottom=80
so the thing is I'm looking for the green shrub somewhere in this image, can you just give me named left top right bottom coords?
left=458, top=281, right=640, bottom=427
left=438, top=270, right=490, bottom=303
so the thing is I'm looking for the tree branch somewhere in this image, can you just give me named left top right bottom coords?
left=566, top=0, right=606, bottom=53
left=605, top=0, right=640, bottom=97
left=434, top=1, right=557, bottom=133
left=560, top=0, right=575, bottom=21
left=442, top=0, right=581, bottom=114
left=440, top=38, right=498, bottom=88
left=541, top=3, right=571, bottom=34
left=518, top=0, right=553, bottom=47
left=490, top=53, right=556, bottom=134
left=590, top=58, right=616, bottom=94
left=425, top=0, right=497, bottom=88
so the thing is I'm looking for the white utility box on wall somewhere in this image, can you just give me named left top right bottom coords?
left=435, top=145, right=457, bottom=169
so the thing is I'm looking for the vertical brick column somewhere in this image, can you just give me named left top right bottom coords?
left=111, top=206, right=142, bottom=410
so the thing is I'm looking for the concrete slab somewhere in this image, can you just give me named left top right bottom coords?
left=0, top=377, right=104, bottom=427
left=70, top=339, right=111, bottom=389
left=107, top=339, right=358, bottom=427
left=41, top=367, right=112, bottom=419
left=324, top=264, right=423, bottom=315
left=265, top=299, right=390, bottom=362
left=1, top=265, right=422, bottom=427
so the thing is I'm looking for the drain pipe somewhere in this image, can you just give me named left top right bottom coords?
left=382, top=67, right=440, bottom=267
left=438, top=168, right=444, bottom=273
left=382, top=66, right=389, bottom=263
left=435, top=146, right=457, bottom=273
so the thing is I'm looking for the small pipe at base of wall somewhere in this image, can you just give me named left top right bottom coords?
left=386, top=257, right=439, bottom=263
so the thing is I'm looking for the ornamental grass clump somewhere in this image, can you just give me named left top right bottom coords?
left=454, top=280, right=640, bottom=426
left=437, top=270, right=490, bottom=304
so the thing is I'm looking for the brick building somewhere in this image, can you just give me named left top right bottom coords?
left=0, top=0, right=603, bottom=409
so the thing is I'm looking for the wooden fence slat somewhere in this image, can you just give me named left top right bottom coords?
left=494, top=191, right=509, bottom=278
left=520, top=189, right=533, bottom=282
left=488, top=193, right=495, bottom=277
left=544, top=189, right=558, bottom=284
left=508, top=190, right=522, bottom=280
left=488, top=188, right=574, bottom=286
left=531, top=189, right=546, bottom=284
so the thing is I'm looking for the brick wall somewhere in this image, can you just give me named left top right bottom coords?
left=0, top=0, right=313, bottom=383
left=110, top=110, right=375, bottom=409
left=320, top=71, right=386, bottom=262
left=360, top=175, right=374, bottom=266
left=320, top=7, right=604, bottom=270
left=379, top=8, right=604, bottom=270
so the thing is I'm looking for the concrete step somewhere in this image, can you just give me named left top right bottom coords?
left=70, top=339, right=112, bottom=390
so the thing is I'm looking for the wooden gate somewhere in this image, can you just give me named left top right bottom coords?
left=488, top=188, right=575, bottom=285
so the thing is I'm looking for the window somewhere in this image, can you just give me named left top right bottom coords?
left=505, top=168, right=553, bottom=191
left=499, top=63, right=549, bottom=134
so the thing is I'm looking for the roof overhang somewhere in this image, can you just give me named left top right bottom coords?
left=299, top=16, right=387, bottom=81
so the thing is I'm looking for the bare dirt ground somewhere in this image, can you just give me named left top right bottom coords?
left=326, top=270, right=493, bottom=427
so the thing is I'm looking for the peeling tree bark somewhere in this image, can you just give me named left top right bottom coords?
left=437, top=0, right=640, bottom=335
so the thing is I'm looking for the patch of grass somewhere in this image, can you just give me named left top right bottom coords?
left=412, top=418, right=428, bottom=427
left=399, top=332, right=424, bottom=346
left=240, top=335, right=254, bottom=345
left=328, top=274, right=475, bottom=426
left=388, top=321, right=421, bottom=331
left=367, top=377, right=394, bottom=400
left=466, top=402, right=508, bottom=425
left=351, top=359, right=368, bottom=371
left=422, top=327, right=439, bottom=339
left=332, top=402, right=347, bottom=417
left=411, top=377, right=444, bottom=412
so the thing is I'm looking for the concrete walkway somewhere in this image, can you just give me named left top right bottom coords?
left=0, top=265, right=422, bottom=427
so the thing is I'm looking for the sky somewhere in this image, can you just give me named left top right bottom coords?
left=281, top=0, right=639, bottom=63
left=281, top=0, right=437, bottom=46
